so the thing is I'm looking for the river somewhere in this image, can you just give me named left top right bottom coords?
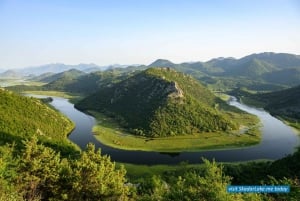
left=46, top=96, right=299, bottom=165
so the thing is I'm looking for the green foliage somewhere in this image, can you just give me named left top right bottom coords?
left=1, top=137, right=299, bottom=200
left=0, top=144, right=22, bottom=201
left=16, top=136, right=62, bottom=200
left=137, top=159, right=265, bottom=201
left=231, top=85, right=300, bottom=122
left=6, top=69, right=137, bottom=96
left=263, top=68, right=300, bottom=86
left=0, top=89, right=77, bottom=155
left=76, top=68, right=242, bottom=137
left=61, top=143, right=129, bottom=200
left=0, top=137, right=129, bottom=201
left=40, top=68, right=139, bottom=95
left=149, top=53, right=300, bottom=91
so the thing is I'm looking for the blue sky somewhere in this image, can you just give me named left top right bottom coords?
left=0, top=0, right=300, bottom=69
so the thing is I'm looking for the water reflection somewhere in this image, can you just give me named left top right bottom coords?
left=31, top=95, right=300, bottom=165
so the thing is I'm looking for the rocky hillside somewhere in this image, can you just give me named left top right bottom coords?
left=76, top=68, right=242, bottom=137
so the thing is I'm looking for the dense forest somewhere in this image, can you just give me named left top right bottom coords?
left=0, top=88, right=77, bottom=155
left=75, top=68, right=255, bottom=137
left=231, top=85, right=300, bottom=130
left=6, top=68, right=139, bottom=96
left=147, top=53, right=300, bottom=91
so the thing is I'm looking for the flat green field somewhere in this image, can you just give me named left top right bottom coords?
left=119, top=162, right=203, bottom=181
left=0, top=79, right=45, bottom=87
left=24, top=90, right=83, bottom=103
left=120, top=159, right=272, bottom=181
left=91, top=111, right=261, bottom=152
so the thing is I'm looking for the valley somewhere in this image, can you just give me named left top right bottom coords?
left=2, top=1, right=300, bottom=199
left=1, top=52, right=300, bottom=200
left=45, top=95, right=298, bottom=164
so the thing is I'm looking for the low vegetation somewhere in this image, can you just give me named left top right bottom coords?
left=91, top=111, right=260, bottom=151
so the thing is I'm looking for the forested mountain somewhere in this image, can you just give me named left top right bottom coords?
left=237, top=85, right=300, bottom=120
left=146, top=52, right=300, bottom=90
left=29, top=72, right=55, bottom=82
left=42, top=69, right=139, bottom=95
left=230, top=85, right=300, bottom=131
left=75, top=68, right=249, bottom=137
left=36, top=69, right=85, bottom=83
left=0, top=89, right=76, bottom=154
left=3, top=52, right=300, bottom=92
left=5, top=68, right=141, bottom=95
left=262, top=68, right=300, bottom=86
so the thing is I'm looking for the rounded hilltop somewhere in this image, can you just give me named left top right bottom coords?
left=76, top=67, right=243, bottom=137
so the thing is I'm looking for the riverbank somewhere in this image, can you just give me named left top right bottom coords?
left=24, top=90, right=83, bottom=103
left=90, top=110, right=261, bottom=152
left=23, top=94, right=298, bottom=165
left=239, top=96, right=300, bottom=133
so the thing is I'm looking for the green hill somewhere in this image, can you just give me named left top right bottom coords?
left=42, top=69, right=138, bottom=94
left=223, top=58, right=278, bottom=78
left=148, top=59, right=175, bottom=68
left=76, top=68, right=245, bottom=137
left=29, top=72, right=55, bottom=82
left=254, top=85, right=300, bottom=120
left=232, top=85, right=300, bottom=129
left=5, top=68, right=139, bottom=95
left=262, top=68, right=300, bottom=86
left=147, top=53, right=300, bottom=91
left=42, top=69, right=86, bottom=89
left=0, top=88, right=76, bottom=154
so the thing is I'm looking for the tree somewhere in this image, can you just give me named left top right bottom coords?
left=163, top=159, right=264, bottom=201
left=16, top=136, right=61, bottom=200
left=61, top=143, right=129, bottom=201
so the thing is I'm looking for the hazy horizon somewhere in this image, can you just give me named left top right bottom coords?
left=1, top=51, right=300, bottom=70
left=1, top=0, right=300, bottom=69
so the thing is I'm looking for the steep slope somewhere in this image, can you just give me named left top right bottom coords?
left=253, top=85, right=300, bottom=120
left=239, top=52, right=300, bottom=69
left=0, top=89, right=76, bottom=153
left=42, top=69, right=139, bottom=94
left=76, top=68, right=240, bottom=137
left=148, top=59, right=175, bottom=68
left=145, top=52, right=300, bottom=90
left=232, top=85, right=300, bottom=128
left=29, top=72, right=56, bottom=82
left=223, top=58, right=279, bottom=78
left=262, top=68, right=300, bottom=86
left=42, top=69, right=86, bottom=90
left=5, top=68, right=140, bottom=95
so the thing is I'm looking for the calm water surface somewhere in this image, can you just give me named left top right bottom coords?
left=46, top=96, right=299, bottom=165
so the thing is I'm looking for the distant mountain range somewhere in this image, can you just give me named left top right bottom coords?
left=0, top=63, right=138, bottom=77
left=148, top=52, right=300, bottom=86
left=2, top=52, right=300, bottom=91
